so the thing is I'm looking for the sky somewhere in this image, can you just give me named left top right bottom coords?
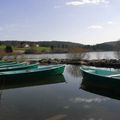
left=0, top=0, right=120, bottom=45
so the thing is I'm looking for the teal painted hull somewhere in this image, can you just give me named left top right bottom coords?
left=0, top=65, right=65, bottom=81
left=80, top=66, right=120, bottom=90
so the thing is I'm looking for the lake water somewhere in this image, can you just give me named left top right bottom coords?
left=26, top=51, right=117, bottom=60
left=0, top=65, right=120, bottom=120
left=3, top=51, right=119, bottom=61
left=22, top=51, right=120, bottom=60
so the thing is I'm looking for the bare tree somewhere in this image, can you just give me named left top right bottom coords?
left=114, top=40, right=120, bottom=59
left=67, top=47, right=89, bottom=60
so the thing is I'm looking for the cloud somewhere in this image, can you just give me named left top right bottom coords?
left=107, top=21, right=113, bottom=24
left=88, top=25, right=103, bottom=29
left=54, top=5, right=62, bottom=9
left=66, top=0, right=109, bottom=6
left=66, top=1, right=85, bottom=6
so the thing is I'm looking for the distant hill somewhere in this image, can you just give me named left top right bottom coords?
left=91, top=40, right=120, bottom=51
left=0, top=40, right=119, bottom=51
left=0, top=40, right=84, bottom=49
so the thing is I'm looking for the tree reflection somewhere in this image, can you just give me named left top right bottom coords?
left=66, top=48, right=89, bottom=77
left=66, top=65, right=81, bottom=77
left=114, top=51, right=120, bottom=60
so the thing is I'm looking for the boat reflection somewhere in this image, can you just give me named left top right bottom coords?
left=80, top=78, right=120, bottom=100
left=0, top=74, right=65, bottom=90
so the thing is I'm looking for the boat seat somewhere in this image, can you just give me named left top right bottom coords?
left=107, top=74, right=120, bottom=77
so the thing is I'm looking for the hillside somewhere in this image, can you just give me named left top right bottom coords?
left=0, top=40, right=119, bottom=52
left=91, top=40, right=120, bottom=51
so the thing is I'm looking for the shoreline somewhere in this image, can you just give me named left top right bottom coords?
left=36, top=59, right=120, bottom=68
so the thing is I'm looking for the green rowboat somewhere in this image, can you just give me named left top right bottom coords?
left=0, top=65, right=65, bottom=81
left=0, top=62, right=17, bottom=66
left=0, top=62, right=26, bottom=68
left=0, top=63, right=38, bottom=72
left=0, top=61, right=7, bottom=64
left=80, top=66, right=120, bottom=90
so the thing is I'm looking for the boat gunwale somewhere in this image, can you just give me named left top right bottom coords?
left=0, top=63, right=26, bottom=68
left=80, top=66, right=120, bottom=80
left=0, top=64, right=65, bottom=76
left=0, top=63, right=39, bottom=70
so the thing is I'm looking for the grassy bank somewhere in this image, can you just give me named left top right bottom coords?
left=0, top=44, right=88, bottom=55
left=0, top=45, right=51, bottom=54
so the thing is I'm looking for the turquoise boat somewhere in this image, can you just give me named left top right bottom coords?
left=0, top=62, right=17, bottom=66
left=0, top=65, right=65, bottom=81
left=0, top=63, right=38, bottom=72
left=80, top=66, right=120, bottom=90
left=0, top=61, right=7, bottom=64
left=0, top=62, right=26, bottom=68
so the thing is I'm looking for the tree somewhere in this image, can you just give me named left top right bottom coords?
left=4, top=45, right=13, bottom=53
left=114, top=41, right=120, bottom=59
left=51, top=45, right=54, bottom=51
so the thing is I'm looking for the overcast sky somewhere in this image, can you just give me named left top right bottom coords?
left=0, top=0, right=119, bottom=45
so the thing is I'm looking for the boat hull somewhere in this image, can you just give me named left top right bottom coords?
left=0, top=65, right=65, bottom=81
left=80, top=67, right=120, bottom=90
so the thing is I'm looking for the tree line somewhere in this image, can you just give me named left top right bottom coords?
left=0, top=40, right=119, bottom=52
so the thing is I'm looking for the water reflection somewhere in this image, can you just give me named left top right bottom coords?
left=0, top=75, right=66, bottom=105
left=0, top=75, right=65, bottom=90
left=66, top=65, right=81, bottom=77
left=114, top=51, right=120, bottom=60
left=80, top=78, right=120, bottom=100
left=1, top=51, right=118, bottom=61
left=0, top=65, right=120, bottom=120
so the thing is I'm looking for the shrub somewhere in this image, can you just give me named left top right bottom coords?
left=4, top=45, right=13, bottom=53
left=24, top=48, right=38, bottom=54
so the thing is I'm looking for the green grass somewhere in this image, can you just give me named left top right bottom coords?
left=0, top=45, right=6, bottom=50
left=33, top=47, right=51, bottom=52
left=14, top=46, right=51, bottom=53
left=0, top=45, right=51, bottom=53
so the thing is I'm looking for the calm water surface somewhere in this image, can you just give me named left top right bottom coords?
left=0, top=65, right=120, bottom=120
left=3, top=51, right=118, bottom=61
left=24, top=51, right=116, bottom=60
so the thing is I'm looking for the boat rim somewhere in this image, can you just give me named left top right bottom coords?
left=80, top=66, right=120, bottom=80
